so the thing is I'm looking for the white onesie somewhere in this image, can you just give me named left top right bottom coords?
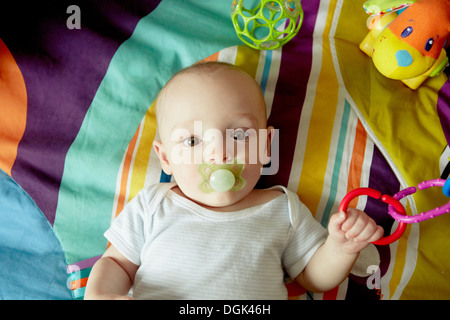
left=105, top=182, right=327, bottom=299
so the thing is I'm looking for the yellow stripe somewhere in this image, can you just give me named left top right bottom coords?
left=388, top=215, right=412, bottom=299
left=297, top=0, right=339, bottom=216
left=128, top=101, right=158, bottom=200
left=234, top=45, right=260, bottom=78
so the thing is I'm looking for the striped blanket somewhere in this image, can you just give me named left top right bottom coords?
left=1, top=0, right=449, bottom=300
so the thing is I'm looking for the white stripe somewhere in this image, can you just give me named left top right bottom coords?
left=317, top=0, right=352, bottom=218
left=125, top=117, right=145, bottom=204
left=217, top=46, right=238, bottom=64
left=111, top=116, right=146, bottom=220
left=286, top=0, right=330, bottom=193
left=254, top=49, right=266, bottom=85
left=111, top=145, right=128, bottom=221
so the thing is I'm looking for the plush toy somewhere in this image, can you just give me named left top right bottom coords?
left=360, top=0, right=449, bottom=90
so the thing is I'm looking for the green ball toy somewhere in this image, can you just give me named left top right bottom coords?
left=231, top=0, right=304, bottom=50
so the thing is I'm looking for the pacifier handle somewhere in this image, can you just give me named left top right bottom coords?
left=338, top=188, right=407, bottom=246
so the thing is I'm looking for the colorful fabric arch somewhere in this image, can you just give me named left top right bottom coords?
left=1, top=0, right=449, bottom=300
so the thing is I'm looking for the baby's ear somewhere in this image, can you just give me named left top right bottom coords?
left=153, top=140, right=173, bottom=175
left=264, top=126, right=274, bottom=164
left=260, top=126, right=279, bottom=176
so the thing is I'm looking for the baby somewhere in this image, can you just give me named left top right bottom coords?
left=84, top=62, right=383, bottom=300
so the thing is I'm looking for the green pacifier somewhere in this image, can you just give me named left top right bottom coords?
left=198, top=163, right=246, bottom=193
left=210, top=169, right=236, bottom=192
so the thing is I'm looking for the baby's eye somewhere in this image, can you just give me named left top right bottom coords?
left=183, top=136, right=202, bottom=147
left=232, top=128, right=249, bottom=141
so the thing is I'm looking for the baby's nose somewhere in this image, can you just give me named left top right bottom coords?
left=205, top=141, right=234, bottom=164
left=206, top=148, right=233, bottom=164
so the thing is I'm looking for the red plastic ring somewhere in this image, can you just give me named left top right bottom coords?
left=338, top=188, right=407, bottom=245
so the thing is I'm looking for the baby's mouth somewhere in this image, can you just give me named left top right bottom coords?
left=197, top=162, right=246, bottom=193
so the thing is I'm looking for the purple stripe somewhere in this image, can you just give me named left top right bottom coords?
left=5, top=1, right=160, bottom=225
left=366, top=146, right=401, bottom=221
left=367, top=146, right=400, bottom=279
left=347, top=145, right=401, bottom=294
left=437, top=80, right=450, bottom=145
left=67, top=255, right=102, bottom=274
left=257, top=0, right=320, bottom=188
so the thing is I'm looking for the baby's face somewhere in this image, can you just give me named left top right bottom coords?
left=155, top=66, right=272, bottom=208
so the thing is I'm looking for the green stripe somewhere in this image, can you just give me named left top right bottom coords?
left=321, top=99, right=351, bottom=227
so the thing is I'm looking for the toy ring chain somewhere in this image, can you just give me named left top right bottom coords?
left=339, top=179, right=450, bottom=245
left=338, top=188, right=407, bottom=246
left=388, top=179, right=450, bottom=223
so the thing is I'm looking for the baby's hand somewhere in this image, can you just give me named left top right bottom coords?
left=327, top=208, right=383, bottom=254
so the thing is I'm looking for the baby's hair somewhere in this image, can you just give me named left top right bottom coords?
left=166, top=61, right=246, bottom=82
left=155, top=61, right=259, bottom=116
left=154, top=61, right=267, bottom=137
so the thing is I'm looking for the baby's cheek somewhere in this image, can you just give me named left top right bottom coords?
left=170, top=164, right=197, bottom=186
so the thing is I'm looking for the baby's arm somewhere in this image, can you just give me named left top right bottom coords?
left=84, top=245, right=139, bottom=300
left=296, top=208, right=383, bottom=292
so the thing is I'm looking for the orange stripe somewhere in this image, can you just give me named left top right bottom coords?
left=347, top=120, right=367, bottom=208
left=323, top=123, right=367, bottom=300
left=115, top=124, right=141, bottom=218
left=108, top=125, right=141, bottom=249
left=0, top=39, right=27, bottom=175
left=70, top=277, right=88, bottom=290
left=199, top=51, right=219, bottom=63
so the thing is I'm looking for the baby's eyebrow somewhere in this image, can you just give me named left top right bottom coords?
left=171, top=121, right=196, bottom=133
left=169, top=113, right=261, bottom=138
left=232, top=113, right=259, bottom=128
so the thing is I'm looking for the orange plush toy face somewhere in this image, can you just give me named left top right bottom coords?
left=371, top=0, right=449, bottom=80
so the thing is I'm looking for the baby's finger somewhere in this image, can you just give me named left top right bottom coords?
left=341, top=208, right=364, bottom=232
left=344, top=212, right=370, bottom=240
left=353, top=220, right=379, bottom=242
left=366, top=225, right=384, bottom=243
left=328, top=211, right=347, bottom=235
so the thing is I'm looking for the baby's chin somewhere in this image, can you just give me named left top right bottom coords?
left=179, top=186, right=250, bottom=211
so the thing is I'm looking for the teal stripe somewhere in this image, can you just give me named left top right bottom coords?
left=320, top=99, right=351, bottom=227
left=160, top=171, right=172, bottom=183
left=54, top=0, right=241, bottom=265
left=68, top=267, right=93, bottom=281
left=260, top=50, right=272, bottom=95
left=72, top=287, right=86, bottom=300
